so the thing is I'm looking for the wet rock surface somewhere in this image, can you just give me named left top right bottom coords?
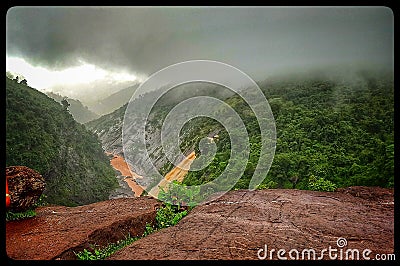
left=6, top=187, right=394, bottom=260
left=109, top=187, right=394, bottom=260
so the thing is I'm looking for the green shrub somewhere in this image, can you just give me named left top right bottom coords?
left=158, top=180, right=200, bottom=208
left=308, top=175, right=337, bottom=192
left=6, top=209, right=37, bottom=221
left=6, top=194, right=48, bottom=221
left=75, top=234, right=139, bottom=260
left=142, top=223, right=155, bottom=236
left=256, top=180, right=278, bottom=190
left=155, top=203, right=188, bottom=229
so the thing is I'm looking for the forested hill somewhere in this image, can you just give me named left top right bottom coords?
left=6, top=77, right=118, bottom=206
left=183, top=69, right=394, bottom=190
left=87, top=69, right=394, bottom=195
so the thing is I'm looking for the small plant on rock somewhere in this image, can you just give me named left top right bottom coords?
left=308, top=175, right=337, bottom=192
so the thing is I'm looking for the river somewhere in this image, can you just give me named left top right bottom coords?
left=107, top=151, right=196, bottom=198
left=148, top=151, right=196, bottom=198
left=107, top=153, right=144, bottom=197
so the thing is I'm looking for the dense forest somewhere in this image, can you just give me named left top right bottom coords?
left=181, top=69, right=394, bottom=192
left=6, top=77, right=118, bottom=206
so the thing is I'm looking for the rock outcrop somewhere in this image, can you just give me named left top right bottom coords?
left=109, top=187, right=394, bottom=260
left=6, top=187, right=394, bottom=260
left=6, top=197, right=161, bottom=260
left=6, top=166, right=46, bottom=212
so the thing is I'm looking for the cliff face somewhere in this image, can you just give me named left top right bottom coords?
left=6, top=186, right=394, bottom=260
left=85, top=104, right=126, bottom=156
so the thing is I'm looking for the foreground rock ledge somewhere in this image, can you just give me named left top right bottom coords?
left=109, top=187, right=393, bottom=260
left=6, top=197, right=161, bottom=260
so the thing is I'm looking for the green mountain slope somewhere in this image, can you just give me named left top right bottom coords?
left=6, top=77, right=118, bottom=206
left=184, top=70, right=394, bottom=190
left=86, top=69, right=394, bottom=194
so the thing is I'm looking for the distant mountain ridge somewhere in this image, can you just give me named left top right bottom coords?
left=86, top=84, right=139, bottom=116
left=46, top=92, right=99, bottom=124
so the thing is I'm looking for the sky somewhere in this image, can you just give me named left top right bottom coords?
left=6, top=6, right=394, bottom=103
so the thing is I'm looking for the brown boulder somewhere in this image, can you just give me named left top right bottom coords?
left=6, top=166, right=46, bottom=212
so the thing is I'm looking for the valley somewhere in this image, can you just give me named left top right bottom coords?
left=5, top=7, right=394, bottom=261
left=5, top=70, right=395, bottom=260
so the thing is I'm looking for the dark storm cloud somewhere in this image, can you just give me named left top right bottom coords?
left=6, top=6, right=393, bottom=79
